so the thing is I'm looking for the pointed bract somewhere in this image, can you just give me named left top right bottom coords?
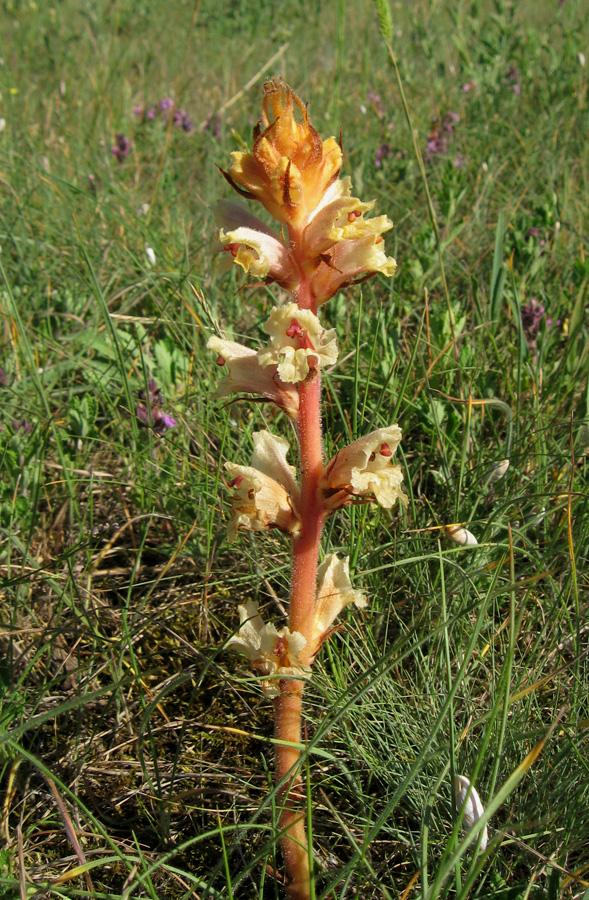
left=309, top=554, right=367, bottom=658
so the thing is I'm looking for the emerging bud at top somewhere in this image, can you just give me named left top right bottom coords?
left=227, top=599, right=310, bottom=697
left=207, top=334, right=300, bottom=418
left=321, top=425, right=408, bottom=510
left=454, top=775, right=488, bottom=850
left=308, top=554, right=367, bottom=660
left=225, top=431, right=301, bottom=541
left=227, top=78, right=343, bottom=228
left=258, top=303, right=338, bottom=383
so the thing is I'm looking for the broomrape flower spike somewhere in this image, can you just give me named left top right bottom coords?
left=208, top=79, right=404, bottom=900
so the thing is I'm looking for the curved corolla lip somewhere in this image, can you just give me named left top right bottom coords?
left=214, top=200, right=299, bottom=288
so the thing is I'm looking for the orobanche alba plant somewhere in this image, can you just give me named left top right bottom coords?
left=208, top=79, right=406, bottom=900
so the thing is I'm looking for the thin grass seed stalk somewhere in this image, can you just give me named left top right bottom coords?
left=208, top=78, right=404, bottom=900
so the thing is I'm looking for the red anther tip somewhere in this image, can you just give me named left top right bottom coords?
left=379, top=442, right=393, bottom=457
left=226, top=243, right=240, bottom=256
left=215, top=355, right=226, bottom=366
left=228, top=475, right=244, bottom=489
left=347, top=210, right=361, bottom=223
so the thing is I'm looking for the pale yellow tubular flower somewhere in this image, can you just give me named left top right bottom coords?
left=311, top=233, right=398, bottom=306
left=258, top=302, right=338, bottom=383
left=309, top=554, right=367, bottom=659
left=225, top=431, right=301, bottom=541
left=227, top=600, right=310, bottom=697
left=207, top=335, right=299, bottom=418
left=302, top=176, right=393, bottom=257
left=226, top=78, right=343, bottom=227
left=321, top=425, right=408, bottom=510
left=214, top=200, right=299, bottom=290
left=454, top=775, right=488, bottom=850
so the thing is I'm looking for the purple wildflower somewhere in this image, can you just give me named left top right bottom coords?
left=12, top=418, right=32, bottom=434
left=201, top=113, right=221, bottom=138
left=462, top=81, right=476, bottom=93
left=147, top=107, right=156, bottom=120
left=136, top=379, right=177, bottom=434
left=521, top=298, right=546, bottom=352
left=160, top=97, right=174, bottom=112
left=374, top=143, right=392, bottom=168
left=505, top=66, right=521, bottom=95
left=172, top=108, right=193, bottom=132
left=111, top=134, right=131, bottom=162
left=526, top=227, right=546, bottom=249
left=454, top=153, right=464, bottom=168
left=133, top=105, right=144, bottom=118
left=425, top=111, right=460, bottom=159
left=0, top=368, right=9, bottom=387
left=366, top=91, right=385, bottom=119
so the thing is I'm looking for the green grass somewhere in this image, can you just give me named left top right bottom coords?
left=0, top=0, right=588, bottom=897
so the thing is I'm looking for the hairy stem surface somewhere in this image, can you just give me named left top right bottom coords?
left=274, top=273, right=325, bottom=900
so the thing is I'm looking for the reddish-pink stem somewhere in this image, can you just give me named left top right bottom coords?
left=273, top=270, right=325, bottom=900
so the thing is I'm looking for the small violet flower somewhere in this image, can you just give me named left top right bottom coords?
left=505, top=66, right=521, bottom=95
left=201, top=113, right=222, bottom=138
left=111, top=134, right=131, bottom=162
left=374, top=143, right=393, bottom=168
left=366, top=91, right=385, bottom=120
left=12, top=418, right=33, bottom=434
left=426, top=112, right=460, bottom=160
left=521, top=297, right=546, bottom=352
left=136, top=379, right=177, bottom=433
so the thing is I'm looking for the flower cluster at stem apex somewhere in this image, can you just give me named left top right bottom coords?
left=217, top=77, right=397, bottom=307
